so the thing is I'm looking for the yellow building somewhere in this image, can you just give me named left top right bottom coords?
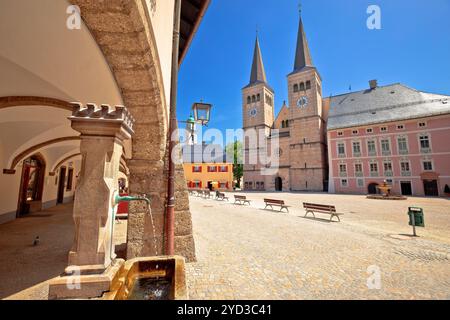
left=182, top=144, right=234, bottom=191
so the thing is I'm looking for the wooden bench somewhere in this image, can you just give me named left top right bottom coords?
left=216, top=192, right=229, bottom=201
left=234, top=195, right=251, bottom=206
left=303, top=203, right=343, bottom=222
left=264, top=199, right=290, bottom=212
left=203, top=190, right=213, bottom=199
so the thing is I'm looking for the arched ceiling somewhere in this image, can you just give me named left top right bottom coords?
left=0, top=0, right=123, bottom=105
left=0, top=0, right=127, bottom=172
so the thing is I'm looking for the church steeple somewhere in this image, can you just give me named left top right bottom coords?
left=293, top=14, right=313, bottom=72
left=249, top=36, right=267, bottom=85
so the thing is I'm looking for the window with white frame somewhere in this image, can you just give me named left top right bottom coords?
left=341, top=179, right=348, bottom=187
left=419, top=134, right=431, bottom=151
left=418, top=122, right=427, bottom=128
left=338, top=131, right=343, bottom=136
left=381, top=139, right=391, bottom=155
left=397, top=137, right=408, bottom=154
left=423, top=161, right=433, bottom=171
left=400, top=161, right=410, bottom=172
left=339, top=164, right=347, bottom=174
left=352, top=130, right=359, bottom=135
left=366, top=128, right=373, bottom=134
left=352, top=142, right=361, bottom=156
left=380, top=126, right=388, bottom=132
left=397, top=124, right=405, bottom=130
left=355, top=163, right=363, bottom=174
left=357, top=179, right=364, bottom=188
left=367, top=140, right=377, bottom=155
left=338, top=143, right=346, bottom=157
left=370, top=163, right=378, bottom=173
left=384, top=161, right=393, bottom=173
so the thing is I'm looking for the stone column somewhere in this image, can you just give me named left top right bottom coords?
left=68, top=103, right=135, bottom=268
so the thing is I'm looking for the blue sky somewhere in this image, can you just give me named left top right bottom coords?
left=177, top=0, right=450, bottom=139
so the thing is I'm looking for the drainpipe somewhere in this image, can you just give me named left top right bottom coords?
left=166, top=0, right=182, bottom=256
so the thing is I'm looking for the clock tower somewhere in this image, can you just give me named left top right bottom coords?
left=287, top=14, right=327, bottom=191
left=242, top=36, right=275, bottom=190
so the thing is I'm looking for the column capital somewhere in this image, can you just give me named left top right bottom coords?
left=69, top=102, right=135, bottom=141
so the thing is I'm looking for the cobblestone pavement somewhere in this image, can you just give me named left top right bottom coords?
left=186, top=193, right=450, bottom=300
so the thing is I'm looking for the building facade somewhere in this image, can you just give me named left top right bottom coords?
left=327, top=83, right=450, bottom=197
left=182, top=144, right=234, bottom=191
left=242, top=15, right=328, bottom=192
left=242, top=14, right=450, bottom=197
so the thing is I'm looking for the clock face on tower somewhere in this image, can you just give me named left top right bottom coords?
left=249, top=108, right=258, bottom=118
left=297, top=96, right=309, bottom=108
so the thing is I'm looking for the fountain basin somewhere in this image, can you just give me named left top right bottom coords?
left=366, top=194, right=407, bottom=200
left=102, top=256, right=187, bottom=300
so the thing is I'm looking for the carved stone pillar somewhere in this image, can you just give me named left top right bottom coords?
left=68, top=103, right=135, bottom=268
left=48, top=103, right=135, bottom=299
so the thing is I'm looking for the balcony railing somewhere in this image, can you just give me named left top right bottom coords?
left=353, top=152, right=361, bottom=157
left=385, top=171, right=393, bottom=177
left=368, top=151, right=377, bottom=157
left=399, top=149, right=409, bottom=155
left=355, top=172, right=364, bottom=177
left=382, top=150, right=391, bottom=156
left=338, top=153, right=346, bottom=158
left=420, top=148, right=432, bottom=154
left=339, top=172, right=348, bottom=177
left=401, top=171, right=412, bottom=177
left=370, top=171, right=379, bottom=177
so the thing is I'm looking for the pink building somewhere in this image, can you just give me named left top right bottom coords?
left=327, top=82, right=450, bottom=197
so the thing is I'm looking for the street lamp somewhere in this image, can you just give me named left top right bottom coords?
left=192, top=102, right=212, bottom=126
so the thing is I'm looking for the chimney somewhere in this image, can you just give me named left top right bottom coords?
left=369, top=79, right=378, bottom=90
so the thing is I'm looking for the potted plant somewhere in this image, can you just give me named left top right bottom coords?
left=444, top=184, right=450, bottom=197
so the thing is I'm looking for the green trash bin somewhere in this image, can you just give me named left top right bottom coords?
left=408, top=207, right=425, bottom=228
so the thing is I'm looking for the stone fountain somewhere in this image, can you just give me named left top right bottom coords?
left=367, top=180, right=407, bottom=200
left=48, top=103, right=187, bottom=300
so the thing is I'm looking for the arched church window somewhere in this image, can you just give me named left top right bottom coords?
left=247, top=96, right=251, bottom=104
left=285, top=120, right=289, bottom=128
left=293, top=84, right=299, bottom=93
left=300, top=82, right=305, bottom=91
left=257, top=94, right=261, bottom=101
left=281, top=120, right=285, bottom=128
left=252, top=95, right=256, bottom=103
left=306, top=81, right=311, bottom=90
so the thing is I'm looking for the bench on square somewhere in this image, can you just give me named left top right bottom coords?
left=234, top=195, right=251, bottom=206
left=203, top=190, right=213, bottom=199
left=215, top=191, right=229, bottom=201
left=264, top=199, right=290, bottom=212
left=303, top=203, right=343, bottom=222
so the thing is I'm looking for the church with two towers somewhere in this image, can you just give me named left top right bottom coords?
left=242, top=15, right=329, bottom=192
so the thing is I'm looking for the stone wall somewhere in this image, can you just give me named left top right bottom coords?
left=71, top=0, right=196, bottom=262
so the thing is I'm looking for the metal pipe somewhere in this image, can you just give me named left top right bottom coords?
left=166, top=0, right=182, bottom=256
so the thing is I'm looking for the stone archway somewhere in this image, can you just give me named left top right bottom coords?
left=275, top=177, right=283, bottom=192
left=71, top=0, right=195, bottom=261
left=17, top=154, right=46, bottom=216
left=368, top=183, right=379, bottom=195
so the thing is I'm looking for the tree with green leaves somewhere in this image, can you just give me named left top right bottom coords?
left=226, top=140, right=243, bottom=189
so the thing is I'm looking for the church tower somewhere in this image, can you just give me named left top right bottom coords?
left=242, top=37, right=275, bottom=190
left=287, top=13, right=328, bottom=191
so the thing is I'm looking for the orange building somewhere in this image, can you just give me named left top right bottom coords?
left=182, top=144, right=234, bottom=191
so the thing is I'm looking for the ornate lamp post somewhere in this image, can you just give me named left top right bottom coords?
left=192, top=102, right=212, bottom=127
